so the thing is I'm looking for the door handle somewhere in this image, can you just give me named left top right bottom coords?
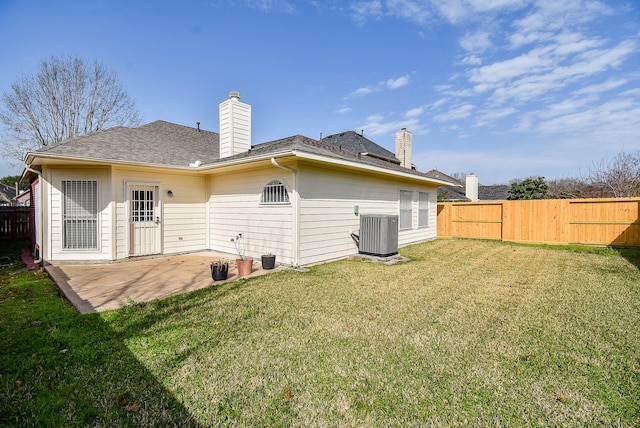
left=155, top=216, right=161, bottom=224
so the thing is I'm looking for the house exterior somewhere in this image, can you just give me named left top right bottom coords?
left=0, top=183, right=17, bottom=206
left=23, top=92, right=454, bottom=267
left=436, top=172, right=510, bottom=202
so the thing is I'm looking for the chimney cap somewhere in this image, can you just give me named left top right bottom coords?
left=229, top=91, right=241, bottom=100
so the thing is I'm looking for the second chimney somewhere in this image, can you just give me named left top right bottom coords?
left=466, top=173, right=479, bottom=202
left=395, top=128, right=412, bottom=169
left=219, top=91, right=251, bottom=158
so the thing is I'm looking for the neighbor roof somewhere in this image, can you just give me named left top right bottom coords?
left=320, top=131, right=399, bottom=163
left=0, top=183, right=17, bottom=204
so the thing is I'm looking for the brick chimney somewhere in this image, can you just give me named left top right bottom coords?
left=219, top=91, right=251, bottom=158
left=395, top=128, right=412, bottom=169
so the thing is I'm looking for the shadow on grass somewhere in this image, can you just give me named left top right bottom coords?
left=614, top=247, right=640, bottom=271
left=0, top=242, right=201, bottom=427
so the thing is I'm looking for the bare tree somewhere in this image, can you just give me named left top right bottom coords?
left=1, top=54, right=141, bottom=163
left=587, top=151, right=640, bottom=197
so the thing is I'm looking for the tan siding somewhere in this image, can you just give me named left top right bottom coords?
left=297, top=166, right=438, bottom=266
left=112, top=168, right=207, bottom=258
left=47, top=167, right=112, bottom=261
left=208, top=168, right=294, bottom=264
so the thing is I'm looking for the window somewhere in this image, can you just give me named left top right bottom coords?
left=131, top=189, right=155, bottom=222
left=62, top=180, right=98, bottom=249
left=261, top=180, right=290, bottom=204
left=418, top=192, right=430, bottom=227
left=399, top=190, right=413, bottom=229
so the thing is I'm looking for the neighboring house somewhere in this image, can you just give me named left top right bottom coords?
left=0, top=183, right=17, bottom=206
left=13, top=189, right=31, bottom=206
left=436, top=172, right=509, bottom=202
left=22, top=91, right=455, bottom=267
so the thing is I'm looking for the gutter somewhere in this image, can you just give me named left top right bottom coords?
left=24, top=167, right=43, bottom=264
left=270, top=157, right=299, bottom=267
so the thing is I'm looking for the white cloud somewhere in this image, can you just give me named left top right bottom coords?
left=350, top=0, right=431, bottom=24
left=350, top=0, right=384, bottom=24
left=473, top=107, right=517, bottom=127
left=337, top=106, right=353, bottom=114
left=405, top=106, right=424, bottom=117
left=386, top=75, right=411, bottom=89
left=460, top=31, right=493, bottom=53
left=433, top=104, right=475, bottom=122
left=346, top=74, right=411, bottom=98
left=358, top=113, right=425, bottom=135
left=573, top=78, right=628, bottom=95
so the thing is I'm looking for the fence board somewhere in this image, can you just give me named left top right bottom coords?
left=0, top=207, right=31, bottom=240
left=438, top=198, right=640, bottom=247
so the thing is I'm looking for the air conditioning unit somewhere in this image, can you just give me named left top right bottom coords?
left=359, top=214, right=398, bottom=257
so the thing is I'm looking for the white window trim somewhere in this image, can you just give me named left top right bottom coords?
left=260, top=179, right=291, bottom=205
left=61, top=179, right=100, bottom=252
left=418, top=191, right=430, bottom=228
left=399, top=190, right=413, bottom=230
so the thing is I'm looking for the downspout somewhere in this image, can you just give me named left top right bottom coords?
left=24, top=167, right=43, bottom=264
left=271, top=157, right=299, bottom=267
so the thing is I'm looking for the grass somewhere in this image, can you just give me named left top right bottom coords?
left=1, top=239, right=639, bottom=426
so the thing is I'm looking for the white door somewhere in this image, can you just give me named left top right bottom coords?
left=128, top=183, right=161, bottom=256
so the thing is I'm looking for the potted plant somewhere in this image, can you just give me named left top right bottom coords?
left=231, top=235, right=253, bottom=276
left=261, top=253, right=276, bottom=270
left=210, top=259, right=229, bottom=281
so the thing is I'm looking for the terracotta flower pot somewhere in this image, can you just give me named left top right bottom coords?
left=236, top=258, right=253, bottom=276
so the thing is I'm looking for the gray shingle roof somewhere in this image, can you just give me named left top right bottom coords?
left=29, top=121, right=456, bottom=184
left=320, top=131, right=398, bottom=163
left=35, top=121, right=219, bottom=167
left=0, top=183, right=17, bottom=204
left=478, top=185, right=510, bottom=200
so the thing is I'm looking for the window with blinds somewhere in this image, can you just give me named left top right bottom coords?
left=399, top=190, right=413, bottom=230
left=418, top=192, right=430, bottom=227
left=62, top=180, right=98, bottom=249
left=261, top=180, right=290, bottom=204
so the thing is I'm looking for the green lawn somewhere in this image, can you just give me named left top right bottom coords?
left=1, top=239, right=639, bottom=426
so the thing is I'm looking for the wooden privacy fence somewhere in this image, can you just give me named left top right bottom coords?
left=0, top=206, right=31, bottom=240
left=437, top=198, right=640, bottom=247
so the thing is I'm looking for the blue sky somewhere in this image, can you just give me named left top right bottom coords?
left=1, top=0, right=639, bottom=184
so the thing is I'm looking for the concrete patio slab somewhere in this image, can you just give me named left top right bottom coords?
left=45, top=253, right=284, bottom=314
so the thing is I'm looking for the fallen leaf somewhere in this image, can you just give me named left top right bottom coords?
left=284, top=390, right=294, bottom=399
left=31, top=320, right=41, bottom=325
left=556, top=396, right=566, bottom=403
left=368, top=314, right=375, bottom=320
left=31, top=353, right=37, bottom=360
left=16, top=380, right=24, bottom=388
left=49, top=326, right=57, bottom=333
left=117, top=394, right=127, bottom=407
left=59, top=349, right=68, bottom=354
left=127, top=402, right=140, bottom=412
left=212, top=321, right=221, bottom=326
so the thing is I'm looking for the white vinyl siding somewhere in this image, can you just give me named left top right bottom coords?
left=399, top=190, right=413, bottom=230
left=47, top=167, right=111, bottom=262
left=208, top=168, right=294, bottom=263
left=418, top=192, right=429, bottom=227
left=62, top=180, right=98, bottom=249
left=113, top=168, right=207, bottom=258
